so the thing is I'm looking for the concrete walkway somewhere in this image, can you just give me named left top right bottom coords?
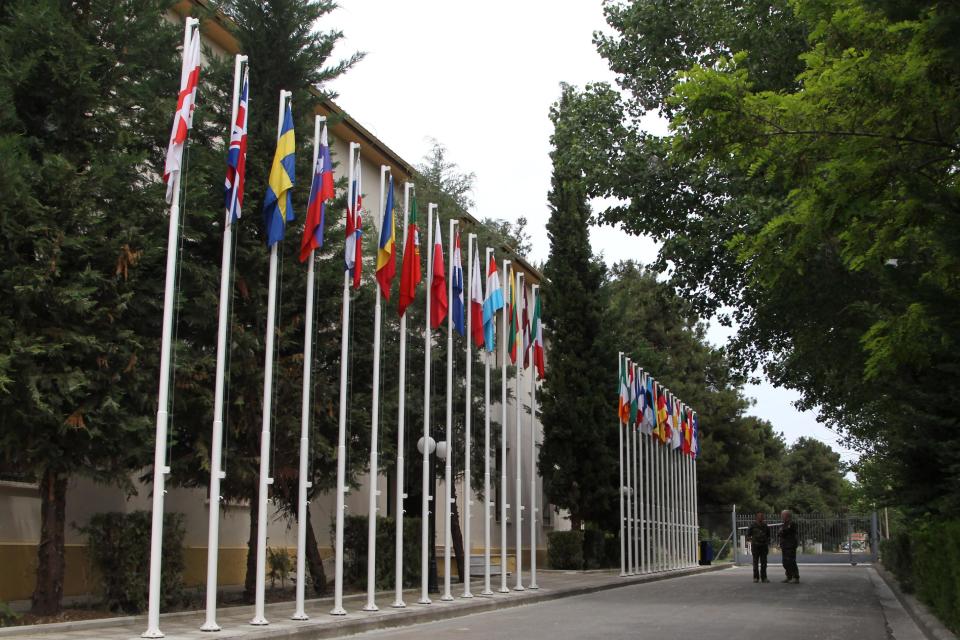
left=0, top=565, right=725, bottom=640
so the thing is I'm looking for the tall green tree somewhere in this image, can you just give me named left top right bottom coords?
left=0, top=0, right=181, bottom=615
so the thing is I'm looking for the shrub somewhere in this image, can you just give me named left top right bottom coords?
left=880, top=532, right=914, bottom=591
left=335, top=515, right=421, bottom=590
left=267, top=547, right=293, bottom=589
left=547, top=531, right=584, bottom=569
left=0, top=600, right=19, bottom=627
left=80, top=511, right=186, bottom=614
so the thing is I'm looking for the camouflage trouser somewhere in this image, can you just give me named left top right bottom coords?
left=752, top=545, right=768, bottom=580
left=782, top=546, right=799, bottom=579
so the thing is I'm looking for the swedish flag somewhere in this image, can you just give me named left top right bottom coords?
left=263, top=104, right=295, bottom=247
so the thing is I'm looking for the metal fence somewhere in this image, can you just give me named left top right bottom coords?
left=733, top=508, right=878, bottom=565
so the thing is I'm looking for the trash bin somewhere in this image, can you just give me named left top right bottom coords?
left=699, top=540, right=714, bottom=566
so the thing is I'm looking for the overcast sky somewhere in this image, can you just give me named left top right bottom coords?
left=327, top=0, right=859, bottom=465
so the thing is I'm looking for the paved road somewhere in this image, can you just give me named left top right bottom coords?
left=355, top=566, right=924, bottom=640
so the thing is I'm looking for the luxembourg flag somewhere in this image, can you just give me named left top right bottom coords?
left=451, top=231, right=465, bottom=336
left=470, top=248, right=484, bottom=348
left=482, top=254, right=504, bottom=352
left=344, top=154, right=363, bottom=289
left=299, top=122, right=334, bottom=262
left=224, top=69, right=248, bottom=224
left=163, top=24, right=201, bottom=203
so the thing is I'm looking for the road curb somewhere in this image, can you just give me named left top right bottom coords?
left=873, top=564, right=957, bottom=640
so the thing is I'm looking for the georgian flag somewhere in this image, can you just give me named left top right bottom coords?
left=164, top=24, right=201, bottom=203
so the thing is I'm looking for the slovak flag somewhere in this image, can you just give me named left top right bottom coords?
left=300, top=122, right=334, bottom=262
left=470, top=248, right=484, bottom=348
left=164, top=24, right=201, bottom=203
left=451, top=231, right=465, bottom=336
left=482, top=254, right=504, bottom=352
left=224, top=69, right=248, bottom=224
left=344, top=154, right=363, bottom=289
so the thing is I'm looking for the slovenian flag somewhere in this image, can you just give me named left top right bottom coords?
left=224, top=69, right=248, bottom=224
left=451, top=231, right=464, bottom=336
left=470, top=248, right=484, bottom=348
left=430, top=216, right=447, bottom=330
left=300, top=122, right=334, bottom=261
left=375, top=176, right=397, bottom=299
left=263, top=103, right=295, bottom=248
left=482, top=254, right=504, bottom=352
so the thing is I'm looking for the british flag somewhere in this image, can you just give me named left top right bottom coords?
left=224, top=69, right=248, bottom=224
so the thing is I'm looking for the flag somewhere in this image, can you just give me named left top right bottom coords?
left=430, top=216, right=447, bottom=329
left=224, top=69, right=248, bottom=224
left=655, top=384, right=668, bottom=443
left=628, top=366, right=639, bottom=426
left=375, top=176, right=397, bottom=298
left=451, top=231, right=465, bottom=336
left=300, top=122, right=334, bottom=261
left=683, top=406, right=693, bottom=456
left=470, top=248, right=484, bottom=347
left=263, top=104, right=296, bottom=248
left=344, top=154, right=363, bottom=289
left=398, top=194, right=422, bottom=317
left=693, top=412, right=701, bottom=458
left=532, top=288, right=545, bottom=379
left=521, top=285, right=531, bottom=369
left=164, top=25, right=201, bottom=203
left=507, top=267, right=519, bottom=364
left=642, top=375, right=655, bottom=435
left=618, top=356, right=630, bottom=423
left=671, top=396, right=683, bottom=449
left=633, top=368, right=643, bottom=428
left=664, top=392, right=675, bottom=446
left=482, top=254, right=504, bottom=352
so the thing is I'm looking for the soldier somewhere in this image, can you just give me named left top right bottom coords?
left=746, top=512, right=771, bottom=583
left=779, top=510, right=800, bottom=583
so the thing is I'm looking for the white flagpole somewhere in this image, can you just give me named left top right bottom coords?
left=331, top=142, right=360, bottom=617
left=201, top=52, right=246, bottom=634
left=418, top=203, right=437, bottom=606
left=528, top=285, right=539, bottom=590
left=657, top=434, right=664, bottom=572
left=631, top=377, right=639, bottom=574
left=144, top=18, right=198, bottom=639
left=481, top=247, right=494, bottom=597
left=499, top=260, right=511, bottom=594
left=693, top=425, right=699, bottom=565
left=250, top=89, right=291, bottom=627
left=363, top=165, right=390, bottom=612
left=617, top=354, right=626, bottom=578
left=640, top=396, right=647, bottom=575
left=291, top=114, right=322, bottom=622
left=392, top=182, right=413, bottom=609
left=442, top=219, right=458, bottom=602
left=513, top=272, right=525, bottom=592
left=625, top=360, right=634, bottom=576
left=463, top=233, right=476, bottom=599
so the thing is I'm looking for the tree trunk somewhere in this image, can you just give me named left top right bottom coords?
left=450, top=480, right=466, bottom=583
left=305, top=506, right=327, bottom=595
left=243, top=484, right=258, bottom=604
left=31, top=468, right=67, bottom=615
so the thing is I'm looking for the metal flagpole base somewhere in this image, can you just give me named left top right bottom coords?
left=528, top=582, right=539, bottom=590
left=513, top=585, right=526, bottom=592
left=362, top=604, right=379, bottom=612
left=461, top=592, right=474, bottom=598
left=440, top=594, right=454, bottom=601
left=390, top=600, right=407, bottom=608
left=480, top=589, right=494, bottom=596
left=291, top=613, right=309, bottom=621
left=619, top=572, right=627, bottom=577
left=199, top=622, right=221, bottom=632
left=497, top=587, right=510, bottom=593
left=142, top=629, right=164, bottom=638
left=417, top=597, right=432, bottom=605
left=249, top=617, right=269, bottom=626
left=330, top=607, right=347, bottom=616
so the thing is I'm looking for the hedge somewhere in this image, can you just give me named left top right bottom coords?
left=547, top=531, right=584, bottom=569
left=79, top=511, right=186, bottom=613
left=881, top=518, right=960, bottom=634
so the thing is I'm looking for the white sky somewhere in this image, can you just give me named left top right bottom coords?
left=328, top=0, right=858, bottom=466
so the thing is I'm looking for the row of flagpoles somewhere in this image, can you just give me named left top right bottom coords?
left=144, top=23, right=546, bottom=638
left=616, top=353, right=701, bottom=578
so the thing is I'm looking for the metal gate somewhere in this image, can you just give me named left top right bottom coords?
left=733, top=508, right=878, bottom=565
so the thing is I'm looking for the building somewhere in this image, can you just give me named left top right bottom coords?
left=0, top=1, right=568, bottom=605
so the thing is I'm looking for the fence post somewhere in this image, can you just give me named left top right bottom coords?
left=870, top=511, right=879, bottom=562
left=731, top=504, right=737, bottom=565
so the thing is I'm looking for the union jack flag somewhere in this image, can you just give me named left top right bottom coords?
left=224, top=69, right=248, bottom=224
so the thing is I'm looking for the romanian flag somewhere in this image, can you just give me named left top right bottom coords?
left=618, top=356, right=630, bottom=423
left=397, top=194, right=421, bottom=317
left=263, top=103, right=296, bottom=248
left=344, top=154, right=363, bottom=289
left=470, top=248, right=484, bottom=348
left=429, top=216, right=447, bottom=329
left=164, top=24, right=201, bottom=203
left=300, top=122, right=334, bottom=261
left=532, top=288, right=545, bottom=379
left=507, top=267, right=519, bottom=364
left=375, top=176, right=397, bottom=298
left=482, top=254, right=504, bottom=352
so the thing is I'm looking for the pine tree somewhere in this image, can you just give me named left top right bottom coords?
left=538, top=86, right=613, bottom=529
left=0, top=0, right=184, bottom=615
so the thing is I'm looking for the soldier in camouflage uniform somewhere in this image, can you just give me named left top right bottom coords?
left=746, top=512, right=771, bottom=583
